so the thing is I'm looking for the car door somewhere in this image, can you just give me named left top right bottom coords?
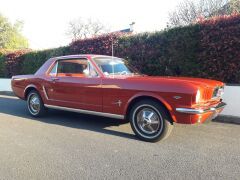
left=43, top=58, right=102, bottom=112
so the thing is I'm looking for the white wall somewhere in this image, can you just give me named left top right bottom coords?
left=0, top=78, right=239, bottom=117
left=221, top=86, right=240, bottom=117
left=0, top=79, right=11, bottom=91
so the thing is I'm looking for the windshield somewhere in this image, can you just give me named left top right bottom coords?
left=93, top=57, right=140, bottom=76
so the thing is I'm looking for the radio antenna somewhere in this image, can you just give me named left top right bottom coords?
left=112, top=40, right=114, bottom=57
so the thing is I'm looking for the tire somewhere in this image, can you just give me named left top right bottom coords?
left=129, top=99, right=173, bottom=142
left=27, top=90, right=46, bottom=117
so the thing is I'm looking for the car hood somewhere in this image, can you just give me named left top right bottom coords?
left=124, top=75, right=224, bottom=88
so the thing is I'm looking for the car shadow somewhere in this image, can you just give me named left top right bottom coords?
left=0, top=96, right=137, bottom=141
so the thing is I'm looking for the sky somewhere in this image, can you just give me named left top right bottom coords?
left=0, top=0, right=184, bottom=50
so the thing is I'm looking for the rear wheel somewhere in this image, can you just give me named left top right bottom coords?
left=129, top=99, right=173, bottom=142
left=27, top=90, right=46, bottom=117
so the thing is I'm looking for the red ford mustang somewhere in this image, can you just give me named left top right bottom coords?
left=11, top=55, right=226, bottom=142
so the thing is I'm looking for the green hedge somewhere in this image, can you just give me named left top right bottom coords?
left=197, top=14, right=240, bottom=83
left=21, top=46, right=70, bottom=75
left=0, top=55, right=4, bottom=77
left=0, top=14, right=240, bottom=83
left=115, top=25, right=200, bottom=77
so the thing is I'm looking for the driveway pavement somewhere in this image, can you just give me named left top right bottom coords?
left=0, top=95, right=239, bottom=180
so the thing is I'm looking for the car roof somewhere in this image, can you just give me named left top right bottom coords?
left=54, top=54, right=116, bottom=60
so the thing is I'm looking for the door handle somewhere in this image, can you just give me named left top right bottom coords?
left=51, top=77, right=59, bottom=82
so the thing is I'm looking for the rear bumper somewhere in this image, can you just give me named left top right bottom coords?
left=176, top=102, right=226, bottom=114
left=175, top=102, right=226, bottom=124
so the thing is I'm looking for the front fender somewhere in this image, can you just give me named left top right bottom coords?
left=124, top=92, right=177, bottom=122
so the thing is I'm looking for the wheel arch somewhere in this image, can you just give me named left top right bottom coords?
left=124, top=93, right=176, bottom=123
left=24, top=85, right=38, bottom=100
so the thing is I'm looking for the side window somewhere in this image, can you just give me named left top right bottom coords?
left=57, top=59, right=87, bottom=77
left=50, top=59, right=98, bottom=78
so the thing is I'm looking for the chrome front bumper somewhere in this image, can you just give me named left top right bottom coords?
left=176, top=102, right=227, bottom=114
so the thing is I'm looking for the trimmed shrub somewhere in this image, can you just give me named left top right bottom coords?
left=0, top=14, right=239, bottom=83
left=115, top=25, right=200, bottom=77
left=0, top=55, right=4, bottom=77
left=0, top=49, right=12, bottom=77
left=197, top=14, right=240, bottom=83
left=69, top=33, right=123, bottom=55
left=21, top=46, right=70, bottom=74
left=4, top=50, right=31, bottom=77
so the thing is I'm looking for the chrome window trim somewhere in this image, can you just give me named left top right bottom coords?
left=88, top=60, right=99, bottom=78
left=49, top=58, right=100, bottom=78
left=44, top=104, right=124, bottom=119
left=48, top=61, right=58, bottom=77
left=55, top=60, right=59, bottom=75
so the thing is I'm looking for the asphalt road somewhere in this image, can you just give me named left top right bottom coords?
left=0, top=95, right=239, bottom=180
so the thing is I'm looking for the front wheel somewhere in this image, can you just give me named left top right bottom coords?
left=27, top=90, right=46, bottom=117
left=129, top=100, right=173, bottom=142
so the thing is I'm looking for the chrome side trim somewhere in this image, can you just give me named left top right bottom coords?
left=44, top=104, right=124, bottom=119
left=176, top=102, right=226, bottom=114
left=42, top=86, right=49, bottom=100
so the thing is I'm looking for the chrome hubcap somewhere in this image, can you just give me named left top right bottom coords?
left=29, top=94, right=40, bottom=114
left=136, top=108, right=160, bottom=134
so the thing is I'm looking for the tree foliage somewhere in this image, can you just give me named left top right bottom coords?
left=228, top=0, right=240, bottom=13
left=0, top=14, right=28, bottom=49
left=66, top=18, right=109, bottom=41
left=168, top=0, right=239, bottom=27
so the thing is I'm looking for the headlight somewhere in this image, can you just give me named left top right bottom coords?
left=196, top=89, right=201, bottom=103
left=212, top=86, right=224, bottom=99
left=217, top=87, right=224, bottom=98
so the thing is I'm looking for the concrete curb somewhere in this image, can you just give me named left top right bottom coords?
left=0, top=91, right=15, bottom=97
left=213, top=115, right=240, bottom=125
